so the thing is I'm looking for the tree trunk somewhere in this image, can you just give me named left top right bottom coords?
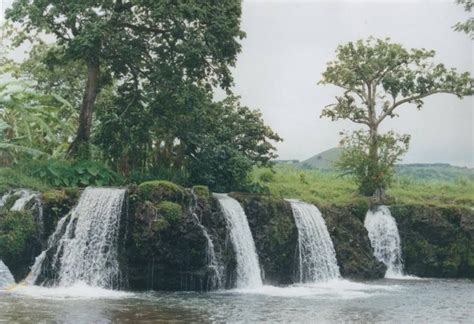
left=364, top=125, right=382, bottom=197
left=67, top=62, right=100, bottom=158
left=362, top=83, right=384, bottom=197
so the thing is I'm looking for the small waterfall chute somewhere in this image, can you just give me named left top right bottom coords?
left=10, top=189, right=38, bottom=211
left=30, top=187, right=126, bottom=289
left=287, top=199, right=340, bottom=283
left=0, top=260, right=15, bottom=289
left=364, top=205, right=404, bottom=278
left=214, top=193, right=263, bottom=288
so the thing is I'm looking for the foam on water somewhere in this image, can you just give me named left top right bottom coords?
left=228, top=280, right=402, bottom=299
left=0, top=260, right=15, bottom=289
left=10, top=282, right=133, bottom=300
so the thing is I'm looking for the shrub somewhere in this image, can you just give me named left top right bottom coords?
left=19, top=159, right=122, bottom=187
left=259, top=169, right=275, bottom=183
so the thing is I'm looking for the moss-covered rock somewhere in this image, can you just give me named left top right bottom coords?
left=321, top=205, right=386, bottom=279
left=138, top=180, right=186, bottom=203
left=0, top=210, right=39, bottom=281
left=157, top=201, right=182, bottom=224
left=41, top=189, right=80, bottom=242
left=391, top=205, right=474, bottom=278
left=125, top=186, right=212, bottom=291
left=230, top=192, right=298, bottom=285
left=192, top=185, right=210, bottom=199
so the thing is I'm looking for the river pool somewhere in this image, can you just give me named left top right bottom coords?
left=1, top=278, right=473, bottom=323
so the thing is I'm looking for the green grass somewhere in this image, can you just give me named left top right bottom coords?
left=253, top=165, right=474, bottom=208
left=0, top=167, right=49, bottom=193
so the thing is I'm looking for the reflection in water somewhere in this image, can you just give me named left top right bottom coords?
left=1, top=279, right=473, bottom=323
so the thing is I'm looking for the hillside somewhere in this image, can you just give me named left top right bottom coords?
left=295, top=148, right=474, bottom=182
left=298, top=147, right=343, bottom=169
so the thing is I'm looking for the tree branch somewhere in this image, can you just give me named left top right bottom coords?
left=376, top=90, right=452, bottom=125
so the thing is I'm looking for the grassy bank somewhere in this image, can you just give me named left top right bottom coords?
left=253, top=165, right=474, bottom=208
left=2, top=162, right=473, bottom=209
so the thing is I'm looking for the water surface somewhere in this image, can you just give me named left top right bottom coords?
left=1, top=279, right=473, bottom=323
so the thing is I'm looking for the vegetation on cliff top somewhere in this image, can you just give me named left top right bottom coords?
left=253, top=164, right=474, bottom=208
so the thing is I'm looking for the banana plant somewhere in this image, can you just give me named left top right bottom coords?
left=0, top=80, right=78, bottom=164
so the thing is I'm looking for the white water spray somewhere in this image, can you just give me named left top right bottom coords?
left=214, top=194, right=262, bottom=288
left=30, top=188, right=126, bottom=288
left=10, top=190, right=38, bottom=211
left=364, top=206, right=404, bottom=278
left=287, top=200, right=340, bottom=283
left=0, top=260, right=14, bottom=289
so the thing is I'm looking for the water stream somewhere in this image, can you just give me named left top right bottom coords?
left=213, top=193, right=263, bottom=288
left=287, top=199, right=340, bottom=282
left=364, top=206, right=404, bottom=278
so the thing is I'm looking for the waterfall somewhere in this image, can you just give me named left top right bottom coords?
left=10, top=189, right=38, bottom=211
left=189, top=191, right=224, bottom=290
left=214, top=193, right=263, bottom=288
left=30, top=187, right=126, bottom=288
left=0, top=260, right=15, bottom=289
left=287, top=199, right=340, bottom=283
left=364, top=205, right=404, bottom=278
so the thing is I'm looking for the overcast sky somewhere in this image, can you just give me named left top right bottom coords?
left=1, top=0, right=473, bottom=166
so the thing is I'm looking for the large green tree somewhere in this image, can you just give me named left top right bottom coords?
left=320, top=38, right=472, bottom=197
left=94, top=81, right=281, bottom=191
left=6, top=0, right=245, bottom=157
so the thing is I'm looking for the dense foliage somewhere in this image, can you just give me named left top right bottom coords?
left=320, top=38, right=472, bottom=197
left=0, top=78, right=77, bottom=162
left=94, top=84, right=281, bottom=191
left=1, top=1, right=281, bottom=192
left=6, top=0, right=246, bottom=157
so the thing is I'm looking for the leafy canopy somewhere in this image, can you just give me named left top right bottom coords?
left=454, top=0, right=474, bottom=38
left=320, top=38, right=472, bottom=127
left=320, top=38, right=472, bottom=196
left=6, top=0, right=246, bottom=157
left=6, top=0, right=244, bottom=89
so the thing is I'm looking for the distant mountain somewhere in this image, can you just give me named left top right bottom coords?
left=394, top=164, right=474, bottom=182
left=294, top=147, right=474, bottom=182
left=298, top=147, right=343, bottom=169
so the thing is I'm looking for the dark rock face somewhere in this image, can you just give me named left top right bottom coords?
left=391, top=205, right=474, bottom=278
left=41, top=189, right=80, bottom=243
left=3, top=183, right=473, bottom=287
left=230, top=193, right=298, bottom=285
left=0, top=210, right=40, bottom=282
left=321, top=205, right=386, bottom=279
left=0, top=189, right=79, bottom=282
left=125, top=184, right=234, bottom=291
